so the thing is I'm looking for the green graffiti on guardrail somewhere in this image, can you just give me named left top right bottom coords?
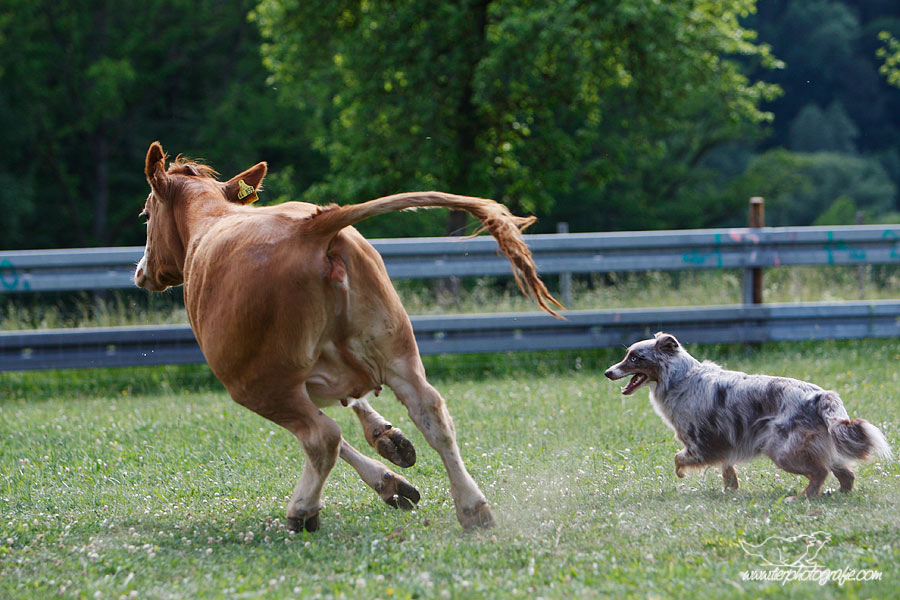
left=682, top=233, right=724, bottom=267
left=677, top=230, right=900, bottom=267
left=825, top=231, right=867, bottom=264
left=0, top=259, right=29, bottom=291
left=883, top=229, right=900, bottom=259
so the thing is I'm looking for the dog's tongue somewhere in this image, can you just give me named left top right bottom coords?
left=622, top=373, right=647, bottom=395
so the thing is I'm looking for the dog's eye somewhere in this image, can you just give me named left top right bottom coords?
left=630, top=355, right=638, bottom=363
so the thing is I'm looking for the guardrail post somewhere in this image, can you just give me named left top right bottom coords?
left=857, top=210, right=865, bottom=299
left=556, top=222, right=572, bottom=306
left=742, top=197, right=764, bottom=305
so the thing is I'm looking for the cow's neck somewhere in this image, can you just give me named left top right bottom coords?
left=177, top=193, right=240, bottom=250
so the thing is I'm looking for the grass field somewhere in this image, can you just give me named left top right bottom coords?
left=1, top=340, right=898, bottom=599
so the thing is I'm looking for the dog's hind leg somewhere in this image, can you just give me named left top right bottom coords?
left=832, top=465, right=855, bottom=492
left=800, top=466, right=829, bottom=497
left=722, top=464, right=740, bottom=490
left=768, top=427, right=834, bottom=498
left=772, top=451, right=829, bottom=498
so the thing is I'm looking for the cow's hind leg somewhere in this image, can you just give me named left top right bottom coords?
left=340, top=440, right=420, bottom=509
left=349, top=396, right=417, bottom=468
left=246, top=385, right=342, bottom=533
left=387, top=365, right=494, bottom=529
left=287, top=407, right=342, bottom=531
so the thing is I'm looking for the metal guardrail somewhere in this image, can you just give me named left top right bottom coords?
left=3, top=224, right=900, bottom=293
left=2, top=223, right=900, bottom=371
left=4, top=301, right=900, bottom=371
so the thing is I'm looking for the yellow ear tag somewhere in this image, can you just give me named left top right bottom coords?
left=237, top=179, right=258, bottom=203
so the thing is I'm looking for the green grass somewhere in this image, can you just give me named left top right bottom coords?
left=2, top=339, right=899, bottom=599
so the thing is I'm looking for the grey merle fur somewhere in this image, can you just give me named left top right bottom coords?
left=605, top=333, right=892, bottom=497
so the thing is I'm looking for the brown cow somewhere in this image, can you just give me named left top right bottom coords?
left=134, top=141, right=562, bottom=530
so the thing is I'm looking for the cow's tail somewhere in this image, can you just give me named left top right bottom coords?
left=816, top=391, right=892, bottom=462
left=303, top=192, right=564, bottom=318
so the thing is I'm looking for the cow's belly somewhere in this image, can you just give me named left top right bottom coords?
left=306, top=341, right=380, bottom=407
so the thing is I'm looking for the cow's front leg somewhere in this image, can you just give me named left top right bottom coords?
left=349, top=396, right=416, bottom=468
left=340, top=440, right=420, bottom=509
left=387, top=366, right=493, bottom=530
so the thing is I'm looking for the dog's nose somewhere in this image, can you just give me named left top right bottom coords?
left=604, top=369, right=614, bottom=379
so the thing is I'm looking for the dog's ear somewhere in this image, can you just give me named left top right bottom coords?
left=654, top=332, right=680, bottom=354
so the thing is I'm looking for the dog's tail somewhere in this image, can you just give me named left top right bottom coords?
left=302, top=192, right=564, bottom=318
left=816, top=392, right=892, bottom=461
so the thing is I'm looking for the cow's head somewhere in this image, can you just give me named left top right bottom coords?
left=134, top=141, right=266, bottom=291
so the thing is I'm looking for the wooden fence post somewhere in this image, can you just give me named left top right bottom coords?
left=742, top=197, right=764, bottom=305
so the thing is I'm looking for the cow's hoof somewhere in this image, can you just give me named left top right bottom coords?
left=380, top=472, right=421, bottom=510
left=286, top=512, right=320, bottom=533
left=374, top=427, right=417, bottom=468
left=459, top=500, right=494, bottom=530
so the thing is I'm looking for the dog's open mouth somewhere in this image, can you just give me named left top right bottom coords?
left=621, top=373, right=648, bottom=395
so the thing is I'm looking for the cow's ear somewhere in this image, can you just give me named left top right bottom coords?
left=145, top=141, right=169, bottom=195
left=223, top=162, right=267, bottom=204
left=654, top=332, right=680, bottom=354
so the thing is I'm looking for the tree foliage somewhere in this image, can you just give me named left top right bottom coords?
left=1, top=1, right=900, bottom=251
left=725, top=149, right=896, bottom=226
left=0, top=0, right=319, bottom=249
left=878, top=31, right=900, bottom=88
left=254, top=0, right=781, bottom=234
left=752, top=0, right=900, bottom=154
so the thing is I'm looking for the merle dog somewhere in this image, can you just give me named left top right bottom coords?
left=605, top=333, right=892, bottom=497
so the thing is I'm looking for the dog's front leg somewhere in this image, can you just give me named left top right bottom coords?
left=722, top=464, right=740, bottom=490
left=674, top=449, right=707, bottom=478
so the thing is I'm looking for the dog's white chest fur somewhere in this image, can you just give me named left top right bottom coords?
left=648, top=386, right=677, bottom=433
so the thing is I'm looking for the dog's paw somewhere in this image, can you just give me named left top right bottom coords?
left=674, top=456, right=686, bottom=477
left=722, top=466, right=740, bottom=490
left=784, top=494, right=811, bottom=503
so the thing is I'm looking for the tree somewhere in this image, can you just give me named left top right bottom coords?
left=736, top=2, right=900, bottom=223
left=725, top=149, right=896, bottom=226
left=788, top=102, right=858, bottom=153
left=878, top=31, right=900, bottom=88
left=0, top=0, right=319, bottom=250
left=752, top=1, right=900, bottom=154
left=254, top=0, right=780, bottom=234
